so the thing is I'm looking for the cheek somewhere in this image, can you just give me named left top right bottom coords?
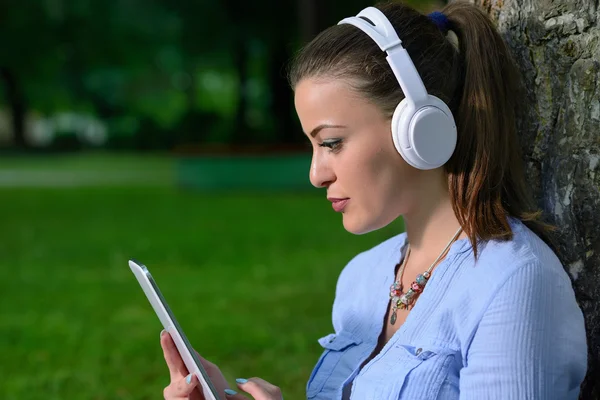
left=341, top=144, right=386, bottom=184
left=367, top=146, right=402, bottom=185
left=341, top=144, right=401, bottom=202
left=364, top=146, right=418, bottom=205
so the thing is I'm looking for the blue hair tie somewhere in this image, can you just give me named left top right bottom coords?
left=428, top=11, right=451, bottom=33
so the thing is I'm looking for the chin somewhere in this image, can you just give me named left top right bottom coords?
left=341, top=209, right=398, bottom=235
left=342, top=215, right=383, bottom=235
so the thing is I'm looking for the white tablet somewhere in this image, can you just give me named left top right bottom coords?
left=128, top=259, right=219, bottom=400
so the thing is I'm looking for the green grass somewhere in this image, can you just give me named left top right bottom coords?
left=0, top=152, right=174, bottom=187
left=0, top=152, right=173, bottom=172
left=0, top=160, right=404, bottom=400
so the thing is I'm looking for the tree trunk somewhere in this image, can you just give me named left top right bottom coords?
left=0, top=67, right=27, bottom=148
left=222, top=0, right=251, bottom=145
left=470, top=0, right=600, bottom=397
left=268, top=41, right=298, bottom=144
left=298, top=0, right=320, bottom=43
left=231, top=36, right=250, bottom=144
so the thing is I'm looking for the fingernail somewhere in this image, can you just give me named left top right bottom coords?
left=224, top=389, right=237, bottom=395
left=236, top=378, right=248, bottom=384
left=186, top=374, right=192, bottom=384
left=160, top=329, right=166, bottom=338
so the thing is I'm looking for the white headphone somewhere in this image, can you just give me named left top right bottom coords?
left=338, top=7, right=457, bottom=170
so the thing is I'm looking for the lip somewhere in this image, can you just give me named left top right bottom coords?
left=328, top=198, right=349, bottom=212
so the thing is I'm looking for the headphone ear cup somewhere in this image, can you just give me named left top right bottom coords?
left=411, top=95, right=457, bottom=169
left=393, top=96, right=457, bottom=170
left=391, top=98, right=410, bottom=162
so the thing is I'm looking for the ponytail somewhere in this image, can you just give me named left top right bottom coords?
left=442, top=2, right=555, bottom=257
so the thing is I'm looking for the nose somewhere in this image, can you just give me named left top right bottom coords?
left=309, top=151, right=335, bottom=188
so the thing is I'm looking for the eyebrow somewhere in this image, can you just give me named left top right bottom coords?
left=308, top=124, right=347, bottom=138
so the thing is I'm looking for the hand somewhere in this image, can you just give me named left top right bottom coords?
left=160, top=329, right=230, bottom=399
left=160, top=330, right=283, bottom=400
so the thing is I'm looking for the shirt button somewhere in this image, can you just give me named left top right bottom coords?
left=415, top=348, right=422, bottom=356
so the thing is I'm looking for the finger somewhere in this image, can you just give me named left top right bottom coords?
left=192, top=351, right=224, bottom=382
left=236, top=378, right=283, bottom=400
left=160, top=329, right=188, bottom=380
left=223, top=388, right=249, bottom=400
left=163, top=373, right=200, bottom=399
left=193, top=350, right=212, bottom=370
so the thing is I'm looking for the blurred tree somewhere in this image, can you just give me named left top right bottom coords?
left=0, top=67, right=26, bottom=148
left=0, top=0, right=183, bottom=149
left=159, top=0, right=234, bottom=146
left=220, top=0, right=252, bottom=144
left=0, top=0, right=444, bottom=151
left=298, top=0, right=323, bottom=43
left=0, top=0, right=59, bottom=148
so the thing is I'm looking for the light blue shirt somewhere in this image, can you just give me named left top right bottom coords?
left=306, top=217, right=587, bottom=399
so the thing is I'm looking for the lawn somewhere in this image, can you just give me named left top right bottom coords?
left=0, top=154, right=404, bottom=400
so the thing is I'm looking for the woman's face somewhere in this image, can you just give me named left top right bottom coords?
left=294, top=78, right=430, bottom=234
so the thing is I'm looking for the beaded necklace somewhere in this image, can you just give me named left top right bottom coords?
left=389, top=226, right=463, bottom=325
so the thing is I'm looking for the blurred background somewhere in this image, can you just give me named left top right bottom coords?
left=0, top=0, right=440, bottom=399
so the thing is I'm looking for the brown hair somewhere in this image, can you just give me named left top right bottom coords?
left=288, top=1, right=555, bottom=257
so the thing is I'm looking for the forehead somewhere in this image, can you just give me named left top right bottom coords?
left=294, top=78, right=372, bottom=131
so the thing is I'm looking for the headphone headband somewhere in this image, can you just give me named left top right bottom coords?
left=338, top=7, right=428, bottom=107
left=337, top=6, right=457, bottom=170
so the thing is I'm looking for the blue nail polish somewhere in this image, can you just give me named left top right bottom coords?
left=224, top=389, right=237, bottom=395
left=186, top=374, right=192, bottom=384
left=236, top=378, right=248, bottom=384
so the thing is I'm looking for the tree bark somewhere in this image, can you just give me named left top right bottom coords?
left=470, top=0, right=600, bottom=397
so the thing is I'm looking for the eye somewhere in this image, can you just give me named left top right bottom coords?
left=318, top=139, right=343, bottom=152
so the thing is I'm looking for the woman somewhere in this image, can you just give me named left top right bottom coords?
left=161, top=1, right=588, bottom=399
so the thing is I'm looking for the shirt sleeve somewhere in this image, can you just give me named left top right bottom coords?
left=459, top=261, right=587, bottom=400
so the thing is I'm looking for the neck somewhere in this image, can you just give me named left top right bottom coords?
left=402, top=185, right=465, bottom=264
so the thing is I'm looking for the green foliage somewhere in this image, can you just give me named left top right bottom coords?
left=0, top=0, right=444, bottom=148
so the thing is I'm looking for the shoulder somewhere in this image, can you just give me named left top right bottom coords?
left=453, top=217, right=583, bottom=343
left=463, top=217, right=570, bottom=292
left=453, top=220, right=587, bottom=392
